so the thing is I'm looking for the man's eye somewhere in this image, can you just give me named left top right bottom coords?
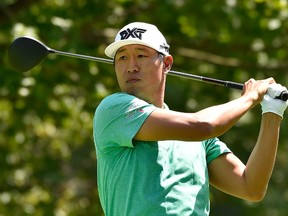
left=118, top=56, right=127, bottom=60
left=138, top=54, right=147, bottom=58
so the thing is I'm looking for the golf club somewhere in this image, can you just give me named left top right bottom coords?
left=8, top=36, right=288, bottom=101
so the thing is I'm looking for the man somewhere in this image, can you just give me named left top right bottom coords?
left=93, top=22, right=288, bottom=216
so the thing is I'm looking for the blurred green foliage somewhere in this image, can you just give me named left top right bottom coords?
left=1, top=0, right=288, bottom=215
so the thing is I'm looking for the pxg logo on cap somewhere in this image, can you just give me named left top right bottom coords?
left=119, top=28, right=147, bottom=40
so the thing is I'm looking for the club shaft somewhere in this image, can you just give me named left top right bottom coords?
left=50, top=49, right=114, bottom=64
left=168, top=70, right=243, bottom=90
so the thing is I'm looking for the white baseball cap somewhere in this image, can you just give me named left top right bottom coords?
left=105, top=22, right=170, bottom=58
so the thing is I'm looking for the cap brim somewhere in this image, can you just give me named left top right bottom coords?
left=105, top=39, right=159, bottom=59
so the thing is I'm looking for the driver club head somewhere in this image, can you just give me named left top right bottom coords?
left=8, top=36, right=51, bottom=73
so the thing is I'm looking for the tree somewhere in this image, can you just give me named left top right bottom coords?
left=1, top=0, right=288, bottom=215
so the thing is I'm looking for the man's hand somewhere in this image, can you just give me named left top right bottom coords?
left=261, top=83, right=288, bottom=118
left=242, top=78, right=274, bottom=107
left=267, top=83, right=287, bottom=99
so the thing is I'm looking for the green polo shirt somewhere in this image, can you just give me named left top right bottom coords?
left=93, top=93, right=231, bottom=216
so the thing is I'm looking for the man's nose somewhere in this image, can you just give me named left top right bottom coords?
left=127, top=57, right=139, bottom=73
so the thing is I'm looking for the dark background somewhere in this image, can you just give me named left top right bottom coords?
left=1, top=0, right=288, bottom=215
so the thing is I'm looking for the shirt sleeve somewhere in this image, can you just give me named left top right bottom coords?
left=204, top=138, right=232, bottom=165
left=93, top=93, right=157, bottom=153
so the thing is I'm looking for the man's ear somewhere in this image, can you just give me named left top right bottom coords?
left=163, top=55, right=173, bottom=74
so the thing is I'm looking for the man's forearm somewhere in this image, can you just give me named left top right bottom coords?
left=243, top=113, right=281, bottom=199
left=193, top=95, right=256, bottom=138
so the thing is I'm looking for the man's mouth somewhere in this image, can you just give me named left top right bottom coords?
left=127, top=78, right=140, bottom=83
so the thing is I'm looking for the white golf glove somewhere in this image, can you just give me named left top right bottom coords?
left=261, top=83, right=288, bottom=118
left=267, top=83, right=287, bottom=99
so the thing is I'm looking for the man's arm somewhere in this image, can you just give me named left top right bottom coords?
left=208, top=113, right=281, bottom=201
left=134, top=78, right=273, bottom=141
left=134, top=95, right=254, bottom=141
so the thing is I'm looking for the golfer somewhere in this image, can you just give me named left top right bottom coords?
left=93, top=22, right=287, bottom=216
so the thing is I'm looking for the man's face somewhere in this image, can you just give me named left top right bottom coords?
left=114, top=44, right=167, bottom=104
